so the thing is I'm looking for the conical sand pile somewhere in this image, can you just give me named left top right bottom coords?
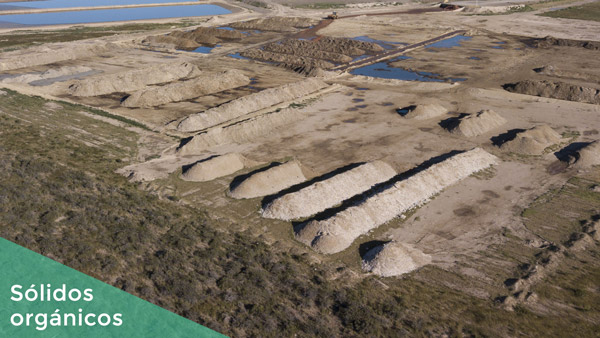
left=499, top=125, right=562, bottom=155
left=228, top=160, right=307, bottom=199
left=362, top=241, right=432, bottom=277
left=296, top=148, right=497, bottom=254
left=69, top=62, right=201, bottom=97
left=122, top=70, right=250, bottom=108
left=177, top=78, right=328, bottom=132
left=180, top=153, right=246, bottom=182
left=448, top=109, right=506, bottom=137
left=401, top=103, right=448, bottom=120
left=262, top=161, right=397, bottom=221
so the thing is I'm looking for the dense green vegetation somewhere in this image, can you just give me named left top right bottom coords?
left=540, top=1, right=600, bottom=21
left=0, top=89, right=599, bottom=336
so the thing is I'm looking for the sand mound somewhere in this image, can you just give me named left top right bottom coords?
left=1, top=66, right=93, bottom=85
left=499, top=125, right=562, bottom=155
left=122, top=70, right=250, bottom=108
left=69, top=62, right=201, bottom=97
left=263, top=42, right=353, bottom=63
left=180, top=153, right=246, bottom=182
left=448, top=109, right=506, bottom=137
left=362, top=241, right=432, bottom=277
left=503, top=80, right=600, bottom=104
left=296, top=148, right=497, bottom=254
left=319, top=36, right=384, bottom=53
left=534, top=36, right=600, bottom=51
left=0, top=42, right=113, bottom=71
left=229, top=160, right=307, bottom=199
left=229, top=17, right=316, bottom=32
left=401, top=103, right=448, bottom=120
left=262, top=161, right=397, bottom=221
left=177, top=78, right=328, bottom=132
left=143, top=27, right=244, bottom=50
left=241, top=49, right=335, bottom=69
left=178, top=107, right=308, bottom=155
left=571, top=141, right=600, bottom=168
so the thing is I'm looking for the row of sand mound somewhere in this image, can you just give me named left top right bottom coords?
left=503, top=80, right=600, bottom=104
left=142, top=27, right=245, bottom=50
left=447, top=109, right=506, bottom=137
left=399, top=103, right=448, bottom=120
left=121, top=70, right=250, bottom=108
left=181, top=153, right=247, bottom=182
left=177, top=107, right=306, bottom=155
left=570, top=140, right=600, bottom=168
left=499, top=125, right=562, bottom=155
left=533, top=36, right=600, bottom=51
left=177, top=78, right=328, bottom=132
left=69, top=62, right=201, bottom=97
left=263, top=42, right=353, bottom=63
left=262, top=161, right=397, bottom=221
left=229, top=17, right=316, bottom=32
left=240, top=49, right=335, bottom=69
left=362, top=241, right=432, bottom=277
left=229, top=160, right=307, bottom=199
left=295, top=148, right=497, bottom=254
left=0, top=42, right=113, bottom=71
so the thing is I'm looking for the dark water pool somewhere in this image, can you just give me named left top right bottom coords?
left=0, top=4, right=230, bottom=25
left=425, top=35, right=472, bottom=48
left=350, top=56, right=466, bottom=82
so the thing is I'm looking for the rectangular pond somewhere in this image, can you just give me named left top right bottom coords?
left=0, top=4, right=231, bottom=25
left=0, top=0, right=192, bottom=9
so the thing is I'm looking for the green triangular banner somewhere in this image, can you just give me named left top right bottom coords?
left=0, top=238, right=226, bottom=337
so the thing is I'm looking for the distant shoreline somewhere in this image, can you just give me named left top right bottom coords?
left=0, top=2, right=212, bottom=15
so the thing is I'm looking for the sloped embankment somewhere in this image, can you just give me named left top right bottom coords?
left=178, top=107, right=305, bottom=155
left=296, top=148, right=497, bottom=254
left=228, top=17, right=317, bottom=32
left=121, top=70, right=250, bottom=108
left=503, top=80, right=600, bottom=104
left=177, top=78, right=328, bottom=132
left=142, top=27, right=245, bottom=50
left=69, top=62, right=201, bottom=97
